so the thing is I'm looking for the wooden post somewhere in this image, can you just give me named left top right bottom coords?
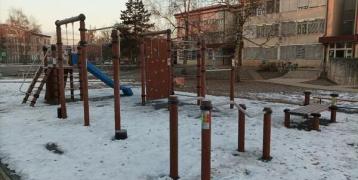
left=330, top=93, right=339, bottom=123
left=169, top=95, right=179, bottom=180
left=79, top=20, right=90, bottom=126
left=238, top=104, right=246, bottom=152
left=56, top=25, right=67, bottom=119
left=262, top=107, right=272, bottom=161
left=284, top=109, right=291, bottom=128
left=311, top=113, right=321, bottom=131
left=304, top=91, right=311, bottom=106
left=112, top=30, right=127, bottom=140
left=140, top=41, right=146, bottom=106
left=201, top=100, right=212, bottom=180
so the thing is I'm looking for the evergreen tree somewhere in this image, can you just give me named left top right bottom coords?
left=120, top=0, right=154, bottom=63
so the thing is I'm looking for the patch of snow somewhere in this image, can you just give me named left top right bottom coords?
left=0, top=81, right=357, bottom=180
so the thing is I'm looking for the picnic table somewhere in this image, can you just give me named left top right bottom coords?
left=283, top=91, right=339, bottom=131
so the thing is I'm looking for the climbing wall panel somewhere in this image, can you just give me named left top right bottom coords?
left=144, top=38, right=170, bottom=100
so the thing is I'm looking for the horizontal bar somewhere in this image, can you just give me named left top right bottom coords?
left=55, top=14, right=86, bottom=26
left=88, top=24, right=127, bottom=31
left=313, top=96, right=358, bottom=103
left=141, top=29, right=171, bottom=36
left=206, top=69, right=232, bottom=72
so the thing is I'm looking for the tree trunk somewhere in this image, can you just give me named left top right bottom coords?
left=234, top=25, right=244, bottom=82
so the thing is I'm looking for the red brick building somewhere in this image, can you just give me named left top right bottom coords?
left=174, top=5, right=237, bottom=64
left=319, top=0, right=358, bottom=86
left=0, top=24, right=51, bottom=64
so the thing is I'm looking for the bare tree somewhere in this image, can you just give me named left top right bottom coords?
left=147, top=0, right=270, bottom=80
left=96, top=30, right=112, bottom=44
left=7, top=8, right=42, bottom=33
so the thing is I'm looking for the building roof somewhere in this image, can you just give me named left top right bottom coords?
left=319, top=34, right=358, bottom=44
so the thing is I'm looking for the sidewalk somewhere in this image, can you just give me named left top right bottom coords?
left=259, top=78, right=358, bottom=93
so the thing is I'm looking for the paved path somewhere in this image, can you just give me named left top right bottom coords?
left=260, top=78, right=358, bottom=93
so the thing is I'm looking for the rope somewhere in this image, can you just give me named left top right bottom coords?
left=18, top=51, right=49, bottom=94
left=72, top=23, right=75, bottom=51
left=173, top=95, right=265, bottom=118
left=65, top=24, right=69, bottom=46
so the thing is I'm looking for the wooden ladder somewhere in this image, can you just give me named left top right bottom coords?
left=30, top=68, right=52, bottom=107
left=22, top=67, right=53, bottom=107
left=22, top=66, right=43, bottom=104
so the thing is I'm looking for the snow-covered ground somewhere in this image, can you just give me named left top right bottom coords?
left=0, top=81, right=358, bottom=180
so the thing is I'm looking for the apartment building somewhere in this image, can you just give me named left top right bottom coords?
left=319, top=0, right=358, bottom=86
left=243, top=0, right=327, bottom=67
left=0, top=24, right=51, bottom=64
left=175, top=0, right=327, bottom=67
left=174, top=4, right=236, bottom=64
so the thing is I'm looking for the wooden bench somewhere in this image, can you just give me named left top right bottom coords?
left=289, top=104, right=330, bottom=117
left=283, top=91, right=339, bottom=131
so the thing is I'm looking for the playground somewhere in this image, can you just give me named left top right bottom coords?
left=1, top=81, right=358, bottom=180
left=1, top=13, right=358, bottom=180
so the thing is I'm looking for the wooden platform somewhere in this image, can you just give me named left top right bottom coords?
left=290, top=104, right=330, bottom=117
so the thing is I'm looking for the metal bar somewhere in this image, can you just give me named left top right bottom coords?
left=206, top=68, right=232, bottom=72
left=88, top=26, right=118, bottom=31
left=169, top=95, right=179, bottom=180
left=55, top=14, right=86, bottom=26
left=141, top=29, right=171, bottom=37
left=79, top=20, right=90, bottom=126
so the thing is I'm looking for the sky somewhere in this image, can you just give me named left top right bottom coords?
left=0, top=0, right=127, bottom=37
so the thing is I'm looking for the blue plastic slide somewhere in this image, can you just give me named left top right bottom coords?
left=71, top=54, right=133, bottom=96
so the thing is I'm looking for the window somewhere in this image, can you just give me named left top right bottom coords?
left=281, top=21, right=297, bottom=36
left=275, top=0, right=280, bottom=13
left=266, top=0, right=275, bottom=14
left=256, top=24, right=279, bottom=38
left=328, top=43, right=353, bottom=59
left=256, top=26, right=264, bottom=38
left=296, top=46, right=305, bottom=59
left=307, top=21, right=319, bottom=33
left=257, top=5, right=266, bottom=16
left=297, top=22, right=309, bottom=35
left=298, top=0, right=309, bottom=9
